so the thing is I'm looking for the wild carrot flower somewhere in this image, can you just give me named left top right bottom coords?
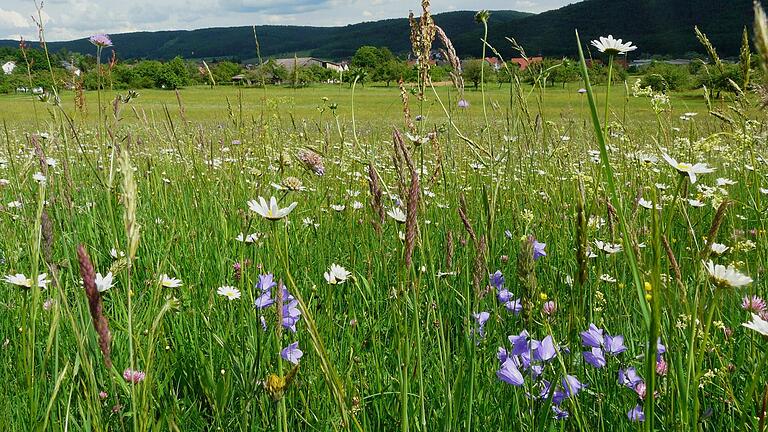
left=590, top=35, right=637, bottom=55
left=89, top=34, right=113, bottom=48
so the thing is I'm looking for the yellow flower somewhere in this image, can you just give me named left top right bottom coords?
left=644, top=282, right=652, bottom=292
left=539, top=293, right=548, bottom=301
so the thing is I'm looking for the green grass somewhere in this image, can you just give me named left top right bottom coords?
left=0, top=74, right=765, bottom=432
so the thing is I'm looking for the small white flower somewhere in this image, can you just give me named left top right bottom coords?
left=330, top=204, right=346, bottom=212
left=302, top=217, right=319, bottom=228
left=235, top=232, right=261, bottom=243
left=0, top=179, right=9, bottom=187
left=638, top=198, right=661, bottom=210
left=324, top=264, right=351, bottom=285
left=110, top=248, right=125, bottom=259
left=217, top=286, right=241, bottom=300
left=662, top=154, right=714, bottom=184
left=703, top=260, right=752, bottom=288
left=687, top=199, right=705, bottom=208
left=599, top=274, right=617, bottom=283
left=45, top=157, right=57, bottom=167
left=716, top=178, right=736, bottom=187
left=709, top=243, right=729, bottom=255
left=160, top=274, right=183, bottom=288
left=352, top=201, right=364, bottom=210
left=743, top=313, right=768, bottom=336
left=387, top=207, right=407, bottom=223
left=95, top=272, right=114, bottom=292
left=3, top=273, right=50, bottom=289
left=7, top=200, right=22, bottom=208
left=590, top=35, right=637, bottom=55
left=33, top=172, right=46, bottom=184
left=247, top=196, right=298, bottom=220
left=595, top=240, right=622, bottom=254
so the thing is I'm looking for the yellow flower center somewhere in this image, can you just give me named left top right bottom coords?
left=676, top=162, right=691, bottom=171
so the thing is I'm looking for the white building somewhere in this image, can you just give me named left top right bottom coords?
left=2, top=61, right=16, bottom=75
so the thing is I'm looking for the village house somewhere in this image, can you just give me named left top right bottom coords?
left=2, top=61, right=16, bottom=75
left=274, top=57, right=347, bottom=72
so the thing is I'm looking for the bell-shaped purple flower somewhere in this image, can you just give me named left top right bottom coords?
left=533, top=335, right=557, bottom=362
left=504, top=298, right=522, bottom=315
left=533, top=240, right=547, bottom=260
left=583, top=347, right=606, bottom=368
left=281, top=341, right=303, bottom=364
left=605, top=334, right=627, bottom=355
left=490, top=270, right=505, bottom=289
left=509, top=330, right=529, bottom=356
left=497, top=357, right=524, bottom=386
left=619, top=367, right=644, bottom=388
left=580, top=323, right=604, bottom=348
left=628, top=404, right=645, bottom=422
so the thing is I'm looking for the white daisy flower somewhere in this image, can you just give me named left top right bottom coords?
left=3, top=273, right=50, bottom=289
left=324, top=264, right=351, bottom=285
left=590, top=35, right=637, bottom=55
left=160, top=274, right=183, bottom=288
left=743, top=313, right=768, bottom=336
left=387, top=207, right=407, bottom=223
left=247, top=196, right=298, bottom=220
left=217, top=286, right=241, bottom=300
left=662, top=154, right=714, bottom=184
left=709, top=243, right=729, bottom=255
left=703, top=260, right=752, bottom=288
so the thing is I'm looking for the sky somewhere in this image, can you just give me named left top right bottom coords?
left=0, top=0, right=573, bottom=41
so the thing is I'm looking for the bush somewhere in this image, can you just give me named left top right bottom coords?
left=641, top=62, right=690, bottom=91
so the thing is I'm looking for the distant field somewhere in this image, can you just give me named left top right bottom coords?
left=0, top=81, right=710, bottom=127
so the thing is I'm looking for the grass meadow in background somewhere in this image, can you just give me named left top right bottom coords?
left=1, top=4, right=767, bottom=432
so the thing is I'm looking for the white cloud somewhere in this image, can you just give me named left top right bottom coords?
left=0, top=0, right=571, bottom=42
left=0, top=8, right=31, bottom=28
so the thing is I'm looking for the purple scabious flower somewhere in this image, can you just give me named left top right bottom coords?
left=489, top=270, right=505, bottom=290
left=532, top=239, right=546, bottom=260
left=281, top=341, right=303, bottom=364
left=89, top=34, right=113, bottom=48
left=497, top=357, right=524, bottom=386
left=458, top=99, right=470, bottom=108
left=628, top=404, right=645, bottom=422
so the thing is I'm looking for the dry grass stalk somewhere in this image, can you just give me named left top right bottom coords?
left=458, top=193, right=477, bottom=243
left=408, top=0, right=436, bottom=98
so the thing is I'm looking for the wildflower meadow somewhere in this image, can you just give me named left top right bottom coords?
left=1, top=2, right=768, bottom=431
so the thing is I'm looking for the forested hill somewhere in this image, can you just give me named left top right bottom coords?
left=0, top=0, right=763, bottom=61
